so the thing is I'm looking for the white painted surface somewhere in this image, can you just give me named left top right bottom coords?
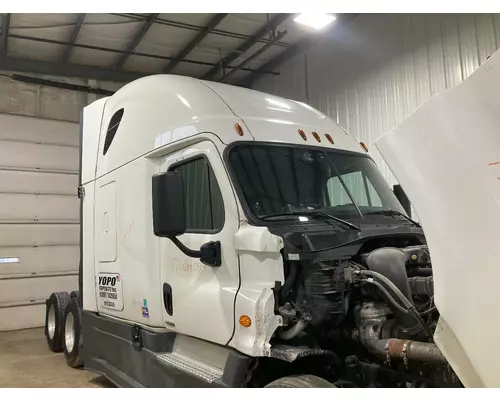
left=91, top=153, right=163, bottom=326
left=0, top=113, right=79, bottom=331
left=376, top=49, right=500, bottom=387
left=90, top=74, right=364, bottom=182
left=158, top=140, right=240, bottom=345
left=230, top=224, right=284, bottom=356
left=80, top=75, right=385, bottom=355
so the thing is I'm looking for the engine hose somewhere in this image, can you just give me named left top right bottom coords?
left=363, top=278, right=410, bottom=315
left=281, top=262, right=299, bottom=302
left=278, top=319, right=308, bottom=340
left=358, top=270, right=433, bottom=338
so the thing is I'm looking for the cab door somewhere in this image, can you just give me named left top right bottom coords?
left=158, top=140, right=240, bottom=345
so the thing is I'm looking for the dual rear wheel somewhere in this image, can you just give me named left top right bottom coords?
left=44, top=290, right=83, bottom=368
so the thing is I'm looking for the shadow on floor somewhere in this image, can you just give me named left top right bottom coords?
left=0, top=328, right=114, bottom=388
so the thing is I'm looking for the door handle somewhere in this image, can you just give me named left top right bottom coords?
left=163, top=283, right=173, bottom=316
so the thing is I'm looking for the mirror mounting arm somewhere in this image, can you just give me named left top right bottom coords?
left=169, top=237, right=222, bottom=268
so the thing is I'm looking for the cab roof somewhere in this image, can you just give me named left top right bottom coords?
left=83, top=74, right=366, bottom=181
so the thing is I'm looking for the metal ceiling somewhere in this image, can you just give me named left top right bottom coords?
left=0, top=13, right=357, bottom=86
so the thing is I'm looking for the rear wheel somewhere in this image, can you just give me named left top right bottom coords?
left=265, top=374, right=336, bottom=388
left=45, top=292, right=70, bottom=352
left=62, top=296, right=84, bottom=368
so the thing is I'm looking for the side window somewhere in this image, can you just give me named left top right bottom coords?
left=171, top=157, right=224, bottom=232
left=103, top=108, right=124, bottom=155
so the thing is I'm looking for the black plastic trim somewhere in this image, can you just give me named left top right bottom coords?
left=163, top=283, right=173, bottom=316
left=103, top=108, right=124, bottom=155
left=221, top=350, right=253, bottom=387
left=81, top=311, right=235, bottom=387
left=86, top=359, right=144, bottom=388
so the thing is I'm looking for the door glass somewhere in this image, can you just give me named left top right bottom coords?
left=171, top=157, right=224, bottom=232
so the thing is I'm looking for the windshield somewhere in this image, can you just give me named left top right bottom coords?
left=228, top=144, right=405, bottom=220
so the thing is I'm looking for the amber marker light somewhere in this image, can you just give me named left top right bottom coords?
left=239, top=315, right=252, bottom=327
left=235, top=123, right=244, bottom=136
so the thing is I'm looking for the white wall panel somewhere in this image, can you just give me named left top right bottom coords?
left=0, top=113, right=79, bottom=145
left=0, top=304, right=46, bottom=331
left=0, top=141, right=79, bottom=172
left=0, top=170, right=78, bottom=195
left=0, top=224, right=79, bottom=248
left=0, top=113, right=80, bottom=330
left=0, top=246, right=79, bottom=277
left=253, top=14, right=500, bottom=190
left=0, top=193, right=79, bottom=223
left=0, top=275, right=78, bottom=305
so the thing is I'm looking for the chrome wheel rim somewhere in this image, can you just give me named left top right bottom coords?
left=64, top=312, right=75, bottom=353
left=47, top=305, right=56, bottom=339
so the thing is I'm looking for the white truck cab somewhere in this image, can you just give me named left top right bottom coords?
left=45, top=73, right=468, bottom=388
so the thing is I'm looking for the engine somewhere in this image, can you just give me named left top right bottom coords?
left=270, top=237, right=461, bottom=388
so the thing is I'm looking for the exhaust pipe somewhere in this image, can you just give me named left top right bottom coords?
left=367, top=338, right=447, bottom=365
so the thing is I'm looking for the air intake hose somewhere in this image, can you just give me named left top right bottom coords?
left=364, top=247, right=422, bottom=337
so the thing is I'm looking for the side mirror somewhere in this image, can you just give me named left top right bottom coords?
left=393, top=184, right=412, bottom=218
left=151, top=171, right=221, bottom=267
left=152, top=171, right=186, bottom=237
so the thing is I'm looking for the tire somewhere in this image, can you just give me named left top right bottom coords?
left=45, top=291, right=71, bottom=352
left=265, top=375, right=336, bottom=388
left=62, top=296, right=84, bottom=368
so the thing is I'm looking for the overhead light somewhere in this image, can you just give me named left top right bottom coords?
left=294, top=13, right=336, bottom=30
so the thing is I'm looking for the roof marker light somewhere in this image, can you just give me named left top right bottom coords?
left=298, top=129, right=307, bottom=141
left=325, top=133, right=334, bottom=145
left=360, top=142, right=369, bottom=152
left=312, top=131, right=321, bottom=143
left=235, top=123, right=244, bottom=136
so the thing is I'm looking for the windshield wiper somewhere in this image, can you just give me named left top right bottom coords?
left=260, top=210, right=360, bottom=231
left=365, top=210, right=421, bottom=228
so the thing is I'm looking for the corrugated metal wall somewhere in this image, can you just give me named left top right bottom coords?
left=253, top=14, right=500, bottom=188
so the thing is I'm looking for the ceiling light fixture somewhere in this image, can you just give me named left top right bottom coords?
left=294, top=13, right=336, bottom=30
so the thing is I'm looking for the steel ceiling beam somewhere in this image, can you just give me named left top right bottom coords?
left=201, top=13, right=292, bottom=81
left=111, top=13, right=291, bottom=48
left=242, top=14, right=360, bottom=87
left=164, top=13, right=227, bottom=74
left=1, top=13, right=11, bottom=55
left=113, top=13, right=159, bottom=70
left=219, top=30, right=288, bottom=83
left=9, top=33, right=279, bottom=76
left=61, top=13, right=86, bottom=63
left=0, top=55, right=144, bottom=83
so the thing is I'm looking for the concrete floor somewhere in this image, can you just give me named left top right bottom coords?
left=0, top=328, right=114, bottom=388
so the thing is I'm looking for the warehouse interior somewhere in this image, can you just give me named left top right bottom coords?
left=0, top=12, right=499, bottom=388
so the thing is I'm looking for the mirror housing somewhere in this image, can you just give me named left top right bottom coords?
left=152, top=171, right=186, bottom=237
left=393, top=184, right=412, bottom=218
left=151, top=171, right=221, bottom=267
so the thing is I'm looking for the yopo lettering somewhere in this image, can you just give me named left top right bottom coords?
left=99, top=276, right=117, bottom=286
